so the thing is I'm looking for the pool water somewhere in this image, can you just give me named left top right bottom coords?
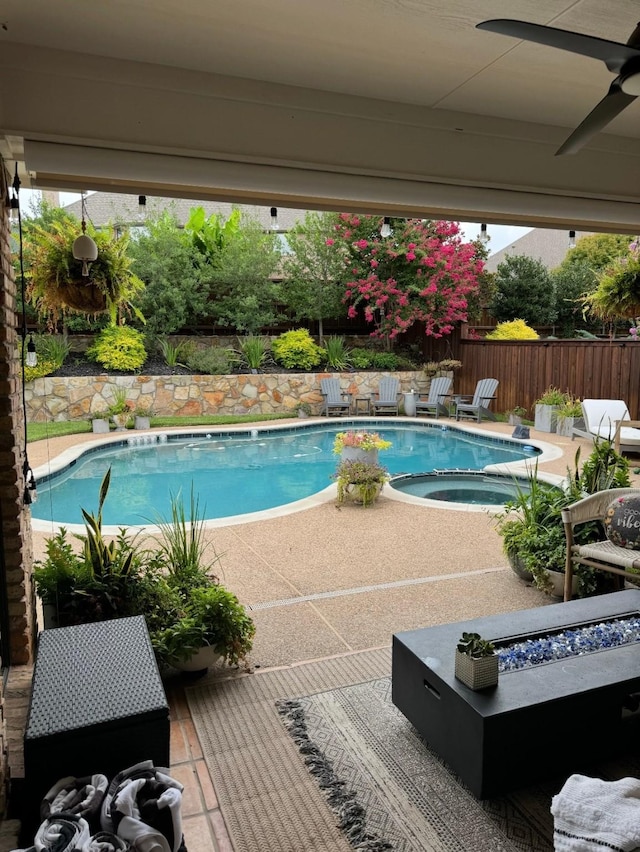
left=390, top=471, right=533, bottom=507
left=32, top=423, right=539, bottom=525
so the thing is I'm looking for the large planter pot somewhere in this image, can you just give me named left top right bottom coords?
left=341, top=481, right=384, bottom=506
left=534, top=404, right=559, bottom=433
left=171, top=646, right=223, bottom=673
left=507, top=551, right=533, bottom=582
left=341, top=447, right=379, bottom=464
left=454, top=650, right=498, bottom=691
left=134, top=415, right=151, bottom=430
left=547, top=569, right=578, bottom=599
left=91, top=418, right=110, bottom=434
left=556, top=416, right=585, bottom=438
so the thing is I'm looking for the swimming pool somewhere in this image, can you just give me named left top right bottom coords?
left=32, top=421, right=541, bottom=527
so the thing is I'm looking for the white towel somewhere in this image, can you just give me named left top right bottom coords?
left=551, top=774, right=640, bottom=851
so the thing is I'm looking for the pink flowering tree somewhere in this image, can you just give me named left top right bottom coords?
left=329, top=215, right=485, bottom=342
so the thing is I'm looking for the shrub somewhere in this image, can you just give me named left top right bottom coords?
left=24, top=358, right=58, bottom=382
left=371, top=351, right=399, bottom=370
left=322, top=336, right=351, bottom=371
left=87, top=325, right=147, bottom=372
left=349, top=348, right=375, bottom=369
left=485, top=319, right=539, bottom=340
left=535, top=386, right=568, bottom=406
left=157, top=337, right=194, bottom=367
left=271, top=329, right=323, bottom=370
left=185, top=346, right=235, bottom=375
left=237, top=335, right=270, bottom=370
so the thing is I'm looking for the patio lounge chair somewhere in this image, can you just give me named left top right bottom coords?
left=320, top=378, right=352, bottom=417
left=370, top=376, right=400, bottom=415
left=415, top=376, right=452, bottom=418
left=454, top=378, right=498, bottom=422
left=562, top=487, right=640, bottom=601
left=581, top=399, right=640, bottom=454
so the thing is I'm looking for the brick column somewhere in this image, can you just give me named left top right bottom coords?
left=0, top=160, right=37, bottom=818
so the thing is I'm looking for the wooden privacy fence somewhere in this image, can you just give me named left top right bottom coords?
left=454, top=339, right=640, bottom=419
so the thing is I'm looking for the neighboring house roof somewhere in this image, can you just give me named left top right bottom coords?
left=62, top=192, right=307, bottom=231
left=485, top=228, right=594, bottom=273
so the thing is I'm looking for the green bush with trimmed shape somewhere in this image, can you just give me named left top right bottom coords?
left=87, top=325, right=147, bottom=372
left=272, top=329, right=323, bottom=370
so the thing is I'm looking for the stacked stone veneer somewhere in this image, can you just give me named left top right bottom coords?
left=26, top=371, right=433, bottom=421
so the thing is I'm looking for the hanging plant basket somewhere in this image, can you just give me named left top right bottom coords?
left=56, top=280, right=108, bottom=313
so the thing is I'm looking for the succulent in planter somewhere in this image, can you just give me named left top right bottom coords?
left=295, top=401, right=313, bottom=418
left=455, top=632, right=498, bottom=690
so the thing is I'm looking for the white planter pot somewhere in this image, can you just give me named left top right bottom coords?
left=112, top=413, right=130, bottom=431
left=134, top=416, right=151, bottom=430
left=534, top=404, right=559, bottom=433
left=91, top=418, right=110, bottom=433
left=547, top=570, right=578, bottom=599
left=341, top=447, right=379, bottom=464
left=171, top=645, right=223, bottom=673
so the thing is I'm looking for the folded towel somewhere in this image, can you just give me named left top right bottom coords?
left=551, top=773, right=640, bottom=852
left=81, top=831, right=128, bottom=852
left=32, top=814, right=91, bottom=852
left=41, top=775, right=108, bottom=830
left=101, top=762, right=184, bottom=852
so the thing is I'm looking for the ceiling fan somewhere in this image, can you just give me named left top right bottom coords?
left=476, top=18, right=640, bottom=155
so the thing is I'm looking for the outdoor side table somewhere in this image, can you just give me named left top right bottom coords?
left=23, top=616, right=169, bottom=833
left=354, top=396, right=371, bottom=414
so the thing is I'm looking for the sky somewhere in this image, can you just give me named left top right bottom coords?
left=20, top=190, right=532, bottom=255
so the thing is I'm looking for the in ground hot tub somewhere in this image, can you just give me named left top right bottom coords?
left=389, top=470, right=532, bottom=507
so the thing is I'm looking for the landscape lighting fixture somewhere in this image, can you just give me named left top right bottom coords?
left=9, top=193, right=19, bottom=224
left=72, top=192, right=98, bottom=276
left=26, top=335, right=37, bottom=367
left=380, top=217, right=392, bottom=238
left=568, top=230, right=576, bottom=248
left=270, top=206, right=279, bottom=231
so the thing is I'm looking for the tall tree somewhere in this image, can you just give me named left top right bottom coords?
left=208, top=216, right=282, bottom=334
left=129, top=211, right=209, bottom=337
left=281, top=211, right=346, bottom=343
left=329, top=215, right=484, bottom=343
left=489, top=255, right=556, bottom=326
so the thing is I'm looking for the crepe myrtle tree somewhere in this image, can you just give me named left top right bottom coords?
left=328, top=214, right=484, bottom=343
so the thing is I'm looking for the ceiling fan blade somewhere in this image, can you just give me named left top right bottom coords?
left=477, top=19, right=640, bottom=72
left=556, top=79, right=636, bottom=155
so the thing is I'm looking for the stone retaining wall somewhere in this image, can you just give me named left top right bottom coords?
left=26, top=371, right=435, bottom=421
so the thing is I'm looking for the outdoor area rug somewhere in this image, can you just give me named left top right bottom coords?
left=186, top=648, right=640, bottom=852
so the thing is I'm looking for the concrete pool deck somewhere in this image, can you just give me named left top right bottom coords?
left=17, top=418, right=640, bottom=851
left=27, top=416, right=635, bottom=669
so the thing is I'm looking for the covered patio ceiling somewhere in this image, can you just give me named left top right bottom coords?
left=1, top=0, right=639, bottom=232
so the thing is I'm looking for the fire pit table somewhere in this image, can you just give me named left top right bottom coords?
left=392, top=590, right=640, bottom=798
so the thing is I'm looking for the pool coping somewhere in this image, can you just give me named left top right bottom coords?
left=30, top=417, right=564, bottom=533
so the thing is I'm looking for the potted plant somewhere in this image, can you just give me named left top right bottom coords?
left=534, top=386, right=568, bottom=433
left=556, top=396, right=584, bottom=437
left=133, top=402, right=153, bottom=430
left=109, top=387, right=132, bottom=430
left=89, top=409, right=111, bottom=433
left=454, top=632, right=498, bottom=690
left=333, top=430, right=392, bottom=464
left=295, top=401, right=313, bottom=419
left=333, top=459, right=390, bottom=507
left=507, top=405, right=527, bottom=426
left=26, top=215, right=144, bottom=320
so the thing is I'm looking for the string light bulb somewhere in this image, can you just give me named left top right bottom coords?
left=138, top=195, right=147, bottom=218
left=568, top=229, right=576, bottom=248
left=380, top=217, right=392, bottom=238
left=26, top=335, right=37, bottom=368
left=270, top=206, right=279, bottom=231
left=9, top=193, right=19, bottom=224
left=72, top=192, right=98, bottom=276
left=479, top=223, right=489, bottom=245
